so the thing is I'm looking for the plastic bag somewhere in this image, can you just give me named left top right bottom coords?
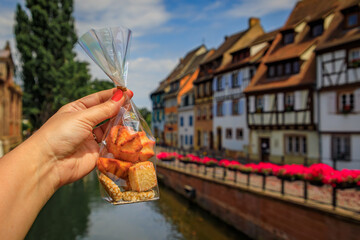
left=79, top=27, right=159, bottom=204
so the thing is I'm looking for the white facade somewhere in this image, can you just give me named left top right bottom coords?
left=213, top=66, right=252, bottom=152
left=317, top=48, right=360, bottom=169
left=178, top=93, right=195, bottom=149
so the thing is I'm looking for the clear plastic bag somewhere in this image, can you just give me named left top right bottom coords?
left=79, top=27, right=159, bottom=204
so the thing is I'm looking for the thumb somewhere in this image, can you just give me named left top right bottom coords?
left=80, top=89, right=125, bottom=127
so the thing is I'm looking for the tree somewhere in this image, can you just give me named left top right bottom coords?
left=138, top=107, right=152, bottom=129
left=14, top=0, right=103, bottom=130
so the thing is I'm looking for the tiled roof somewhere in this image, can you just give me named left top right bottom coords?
left=244, top=0, right=340, bottom=93
left=283, top=0, right=338, bottom=30
left=316, top=1, right=360, bottom=52
left=250, top=29, right=279, bottom=46
left=0, top=49, right=10, bottom=59
left=202, top=30, right=248, bottom=64
left=266, top=39, right=317, bottom=63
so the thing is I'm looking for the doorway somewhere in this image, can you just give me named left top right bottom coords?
left=260, top=138, right=270, bottom=162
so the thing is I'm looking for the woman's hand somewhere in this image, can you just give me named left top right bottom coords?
left=35, top=88, right=133, bottom=188
left=0, top=88, right=132, bottom=240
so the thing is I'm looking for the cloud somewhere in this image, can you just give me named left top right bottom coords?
left=226, top=0, right=297, bottom=18
left=74, top=0, right=171, bottom=37
left=127, top=57, right=177, bottom=108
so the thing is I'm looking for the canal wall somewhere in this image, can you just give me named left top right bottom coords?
left=157, top=164, right=360, bottom=240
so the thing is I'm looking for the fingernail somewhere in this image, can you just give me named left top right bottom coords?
left=111, top=89, right=123, bottom=102
left=128, top=89, right=134, bottom=98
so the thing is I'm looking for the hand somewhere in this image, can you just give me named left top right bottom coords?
left=34, top=88, right=133, bottom=188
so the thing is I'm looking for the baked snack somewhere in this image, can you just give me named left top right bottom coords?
left=106, top=126, right=143, bottom=162
left=99, top=173, right=122, bottom=202
left=97, top=157, right=133, bottom=179
left=122, top=190, right=155, bottom=201
left=128, top=161, right=157, bottom=192
left=138, top=131, right=155, bottom=162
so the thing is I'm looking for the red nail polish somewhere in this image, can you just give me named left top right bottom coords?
left=111, top=89, right=123, bottom=102
left=128, top=90, right=134, bottom=98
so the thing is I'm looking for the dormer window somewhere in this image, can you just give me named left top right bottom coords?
left=283, top=30, right=294, bottom=45
left=267, top=59, right=300, bottom=78
left=310, top=20, right=323, bottom=37
left=343, top=6, right=360, bottom=28
left=232, top=49, right=250, bottom=63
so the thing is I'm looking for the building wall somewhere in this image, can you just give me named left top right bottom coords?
left=194, top=100, right=213, bottom=150
left=178, top=106, right=194, bottom=149
left=249, top=129, right=319, bottom=164
left=158, top=165, right=360, bottom=240
left=0, top=53, right=22, bottom=156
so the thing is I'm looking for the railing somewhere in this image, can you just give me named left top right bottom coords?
left=156, top=146, right=360, bottom=214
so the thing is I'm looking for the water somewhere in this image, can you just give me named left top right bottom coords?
left=26, top=171, right=250, bottom=240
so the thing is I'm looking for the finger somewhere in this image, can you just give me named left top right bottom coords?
left=74, top=88, right=116, bottom=110
left=80, top=89, right=125, bottom=127
left=93, top=127, right=103, bottom=143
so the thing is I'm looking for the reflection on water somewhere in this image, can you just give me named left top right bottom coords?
left=26, top=171, right=250, bottom=240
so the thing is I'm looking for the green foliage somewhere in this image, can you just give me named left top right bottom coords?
left=138, top=107, right=152, bottom=129
left=14, top=0, right=112, bottom=130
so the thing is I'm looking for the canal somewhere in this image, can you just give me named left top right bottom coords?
left=25, top=171, right=250, bottom=240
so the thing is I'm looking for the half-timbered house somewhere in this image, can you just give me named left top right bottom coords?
left=212, top=28, right=277, bottom=158
left=244, top=0, right=339, bottom=164
left=193, top=18, right=264, bottom=151
left=316, top=0, right=360, bottom=169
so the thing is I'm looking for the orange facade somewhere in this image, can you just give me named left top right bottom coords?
left=0, top=42, right=22, bottom=156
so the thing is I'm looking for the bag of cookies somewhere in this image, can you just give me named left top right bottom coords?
left=78, top=27, right=159, bottom=204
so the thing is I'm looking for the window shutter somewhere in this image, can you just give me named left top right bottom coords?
left=238, top=71, right=243, bottom=87
left=228, top=100, right=233, bottom=115
left=221, top=76, right=226, bottom=90
left=213, top=104, right=217, bottom=116
left=239, top=98, right=244, bottom=115
left=327, top=92, right=336, bottom=114
left=222, top=102, right=226, bottom=115
left=213, top=77, right=217, bottom=91
left=277, top=93, right=284, bottom=111
left=229, top=74, right=233, bottom=88
left=264, top=95, right=269, bottom=111
left=294, top=91, right=302, bottom=110
left=355, top=88, right=360, bottom=112
left=249, top=96, right=255, bottom=112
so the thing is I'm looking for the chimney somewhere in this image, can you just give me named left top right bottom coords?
left=4, top=41, right=10, bottom=50
left=249, top=17, right=260, bottom=28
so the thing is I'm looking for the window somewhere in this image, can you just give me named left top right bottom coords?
left=232, top=99, right=239, bottom=115
left=338, top=91, right=354, bottom=113
left=197, top=108, right=201, bottom=120
left=202, top=108, right=207, bottom=120
left=347, top=13, right=359, bottom=27
left=189, top=116, right=193, bottom=126
left=332, top=135, right=350, bottom=161
left=286, top=135, right=307, bottom=155
left=180, top=116, right=184, bottom=126
left=226, top=128, right=232, bottom=139
left=190, top=135, right=193, bottom=145
left=311, top=23, right=323, bottom=37
left=268, top=60, right=300, bottom=78
left=283, top=32, right=294, bottom=45
left=249, top=69, right=254, bottom=79
left=217, top=76, right=223, bottom=91
left=217, top=101, right=224, bottom=116
left=268, top=65, right=275, bottom=77
left=348, top=48, right=360, bottom=67
left=285, top=62, right=291, bottom=75
left=236, top=129, right=243, bottom=140
left=285, top=92, right=295, bottom=111
left=256, top=96, right=264, bottom=112
left=231, top=72, right=238, bottom=88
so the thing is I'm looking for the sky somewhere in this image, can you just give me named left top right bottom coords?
left=0, top=0, right=297, bottom=109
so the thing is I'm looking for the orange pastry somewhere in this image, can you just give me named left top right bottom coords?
left=97, top=157, right=133, bottom=179
left=128, top=161, right=157, bottom=192
left=138, top=131, right=155, bottom=162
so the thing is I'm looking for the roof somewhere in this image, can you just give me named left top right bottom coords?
left=202, top=30, right=248, bottom=64
left=282, top=0, right=338, bottom=30
left=166, top=44, right=206, bottom=83
left=316, top=0, right=360, bottom=52
left=250, top=29, right=279, bottom=46
left=244, top=0, right=339, bottom=94
left=0, top=49, right=10, bottom=59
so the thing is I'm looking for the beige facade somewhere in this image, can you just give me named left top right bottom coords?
left=0, top=42, right=22, bottom=156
